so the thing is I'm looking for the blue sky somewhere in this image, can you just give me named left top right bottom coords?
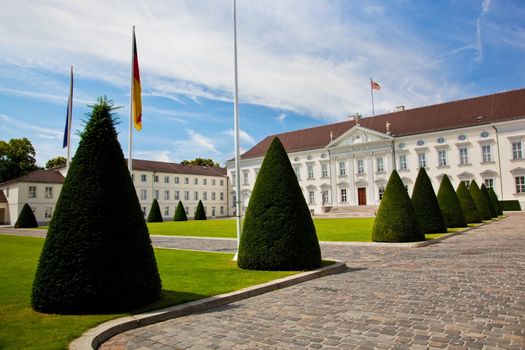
left=1, top=0, right=524, bottom=166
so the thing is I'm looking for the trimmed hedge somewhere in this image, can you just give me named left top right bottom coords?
left=499, top=200, right=522, bottom=211
left=238, top=137, right=322, bottom=270
left=373, top=170, right=424, bottom=242
left=31, top=97, right=161, bottom=314
left=488, top=188, right=503, bottom=216
left=437, top=175, right=467, bottom=228
left=456, top=182, right=482, bottom=224
left=147, top=198, right=163, bottom=222
left=469, top=180, right=492, bottom=220
left=480, top=184, right=497, bottom=218
left=411, top=168, right=447, bottom=233
left=194, top=200, right=207, bottom=220
left=14, top=203, right=38, bottom=228
left=174, top=200, right=188, bottom=221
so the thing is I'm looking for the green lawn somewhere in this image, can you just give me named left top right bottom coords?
left=0, top=234, right=295, bottom=350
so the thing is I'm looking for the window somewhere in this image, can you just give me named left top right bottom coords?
left=45, top=186, right=53, bottom=199
left=482, top=145, right=492, bottom=162
left=231, top=172, right=236, bottom=184
left=294, top=166, right=301, bottom=179
left=164, top=207, right=169, bottom=216
left=28, top=186, right=36, bottom=198
left=438, top=150, right=447, bottom=167
left=512, top=142, right=523, bottom=159
left=212, top=192, right=216, bottom=201
left=484, top=178, right=494, bottom=189
left=184, top=191, right=189, bottom=200
left=194, top=178, right=198, bottom=185
left=376, top=158, right=384, bottom=172
left=212, top=207, right=216, bottom=217
left=307, top=165, right=314, bottom=179
left=153, top=174, right=159, bottom=183
left=516, top=176, right=525, bottom=193
left=459, top=147, right=469, bottom=165
left=243, top=171, right=249, bottom=185
left=164, top=190, right=170, bottom=200
left=232, top=194, right=237, bottom=207
left=185, top=177, right=189, bottom=184
left=404, top=184, right=409, bottom=192
left=154, top=190, right=159, bottom=200
left=185, top=206, right=189, bottom=214
left=175, top=177, right=179, bottom=184
left=220, top=192, right=224, bottom=201
left=203, top=192, right=207, bottom=201
left=378, top=186, right=385, bottom=200
left=164, top=176, right=170, bottom=183
left=220, top=206, right=224, bottom=215
left=322, top=190, right=329, bottom=204
left=321, top=164, right=328, bottom=178
left=45, top=207, right=52, bottom=219
left=140, top=189, right=147, bottom=200
left=339, top=161, right=346, bottom=176
left=340, top=189, right=347, bottom=203
left=212, top=179, right=216, bottom=186
left=142, top=207, right=147, bottom=216
left=399, top=155, right=407, bottom=170
left=357, top=159, right=365, bottom=174
left=418, top=153, right=427, bottom=168
left=194, top=191, right=199, bottom=200
left=309, top=191, right=315, bottom=205
left=175, top=190, right=180, bottom=200
left=220, top=180, right=224, bottom=186
left=463, top=180, right=470, bottom=189
left=203, top=179, right=207, bottom=185
left=141, top=174, right=147, bottom=182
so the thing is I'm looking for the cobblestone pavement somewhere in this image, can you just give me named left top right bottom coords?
left=100, top=213, right=525, bottom=350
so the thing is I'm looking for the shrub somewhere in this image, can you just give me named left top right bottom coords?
left=488, top=188, right=503, bottom=216
left=238, top=137, right=322, bottom=270
left=411, top=168, right=447, bottom=233
left=469, top=180, right=491, bottom=220
left=480, top=184, right=497, bottom=218
left=437, top=175, right=467, bottom=228
left=14, top=203, right=38, bottom=228
left=174, top=200, right=188, bottom=221
left=31, top=97, right=161, bottom=314
left=456, top=182, right=481, bottom=224
left=372, top=170, right=424, bottom=242
left=499, top=200, right=522, bottom=211
left=147, top=198, right=163, bottom=222
left=194, top=200, right=207, bottom=220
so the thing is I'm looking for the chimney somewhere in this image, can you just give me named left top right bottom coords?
left=354, top=113, right=361, bottom=126
left=394, top=105, right=405, bottom=112
left=386, top=121, right=391, bottom=135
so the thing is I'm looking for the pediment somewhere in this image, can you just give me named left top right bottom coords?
left=306, top=184, right=317, bottom=190
left=480, top=170, right=498, bottom=177
left=320, top=183, right=331, bottom=189
left=355, top=179, right=368, bottom=187
left=330, top=125, right=392, bottom=148
left=457, top=172, right=474, bottom=180
left=510, top=167, right=525, bottom=175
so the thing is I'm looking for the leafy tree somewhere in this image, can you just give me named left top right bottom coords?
left=174, top=200, right=188, bottom=221
left=373, top=170, right=424, bottom=242
left=238, top=137, right=322, bottom=270
left=32, top=97, right=161, bottom=314
left=194, top=200, right=207, bottom=220
left=180, top=158, right=220, bottom=168
left=437, top=175, right=467, bottom=228
left=456, top=182, right=482, bottom=224
left=147, top=198, right=163, bottom=222
left=469, top=180, right=491, bottom=220
left=411, top=168, right=447, bottom=233
left=488, top=187, right=503, bottom=216
left=480, top=184, right=497, bottom=218
left=0, top=138, right=40, bottom=182
left=14, top=203, right=38, bottom=228
left=45, top=156, right=67, bottom=169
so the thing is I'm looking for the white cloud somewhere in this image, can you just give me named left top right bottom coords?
left=134, top=150, right=173, bottom=162
left=275, top=113, right=287, bottom=124
left=224, top=128, right=256, bottom=145
left=172, top=129, right=220, bottom=155
left=0, top=114, right=62, bottom=141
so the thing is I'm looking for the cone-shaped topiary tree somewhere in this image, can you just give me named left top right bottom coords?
left=174, top=200, right=187, bottom=221
left=32, top=97, right=161, bottom=314
left=372, top=170, right=424, bottom=242
left=480, top=184, right=497, bottom=218
left=194, top=200, right=207, bottom=220
left=437, top=175, right=467, bottom=228
left=238, top=137, right=321, bottom=270
left=14, top=203, right=38, bottom=228
left=469, top=180, right=491, bottom=220
left=411, top=168, right=447, bottom=233
left=147, top=198, right=163, bottom=222
left=456, top=182, right=482, bottom=224
left=488, top=187, right=503, bottom=216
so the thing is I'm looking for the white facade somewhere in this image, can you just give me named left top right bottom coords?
left=226, top=119, right=525, bottom=215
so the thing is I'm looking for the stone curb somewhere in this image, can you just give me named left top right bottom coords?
left=69, top=260, right=348, bottom=350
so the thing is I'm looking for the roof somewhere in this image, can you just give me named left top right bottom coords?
left=0, top=169, right=65, bottom=187
left=240, top=88, right=525, bottom=160
left=129, top=159, right=227, bottom=177
left=0, top=190, right=6, bottom=203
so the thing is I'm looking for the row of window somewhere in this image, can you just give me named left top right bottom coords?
left=134, top=174, right=225, bottom=186
left=27, top=186, right=54, bottom=199
left=141, top=205, right=225, bottom=217
left=26, top=205, right=53, bottom=219
left=139, top=189, right=225, bottom=202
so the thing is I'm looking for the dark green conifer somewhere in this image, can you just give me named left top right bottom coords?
left=456, top=182, right=482, bottom=223
left=174, top=200, right=187, bottom=221
left=437, top=175, right=467, bottom=228
left=411, top=168, right=447, bottom=233
left=488, top=187, right=503, bottom=216
left=32, top=97, right=161, bottom=314
left=372, top=170, right=425, bottom=242
left=147, top=198, right=163, bottom=222
left=194, top=200, right=207, bottom=220
left=238, top=137, right=321, bottom=270
left=481, top=184, right=497, bottom=218
left=14, top=203, right=38, bottom=228
left=469, top=180, right=491, bottom=220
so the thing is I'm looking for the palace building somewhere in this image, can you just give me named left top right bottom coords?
left=226, top=88, right=525, bottom=216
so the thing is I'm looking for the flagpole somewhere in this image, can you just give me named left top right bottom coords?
left=370, top=77, right=375, bottom=117
left=128, top=26, right=135, bottom=177
left=66, top=66, right=73, bottom=170
left=232, top=0, right=242, bottom=261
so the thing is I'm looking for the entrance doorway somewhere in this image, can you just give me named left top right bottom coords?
left=357, top=187, right=367, bottom=206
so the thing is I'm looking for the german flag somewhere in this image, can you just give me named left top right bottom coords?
left=132, top=29, right=142, bottom=131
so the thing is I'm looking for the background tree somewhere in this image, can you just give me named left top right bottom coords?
left=32, top=97, right=161, bottom=314
left=0, top=138, right=40, bottom=182
left=411, top=168, right=447, bottom=233
left=14, top=203, right=38, bottom=228
left=469, top=180, right=491, bottom=220
left=373, top=170, right=424, bottom=242
left=174, top=200, right=188, bottom=221
left=437, top=175, right=467, bottom=228
left=456, top=182, right=482, bottom=223
left=147, top=198, right=163, bottom=222
left=238, top=137, right=321, bottom=271
left=180, top=158, right=220, bottom=168
left=488, top=188, right=503, bottom=216
left=481, top=184, right=497, bottom=218
left=194, top=200, right=207, bottom=220
left=45, top=156, right=67, bottom=169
